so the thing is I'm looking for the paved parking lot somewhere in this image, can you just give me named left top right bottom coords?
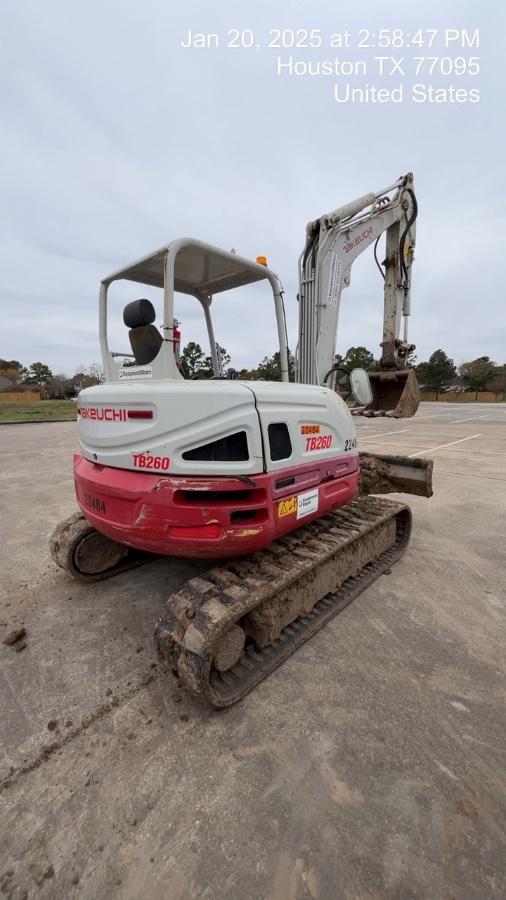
left=1, top=403, right=505, bottom=899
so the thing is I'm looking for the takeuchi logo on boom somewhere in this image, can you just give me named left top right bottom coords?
left=344, top=226, right=374, bottom=253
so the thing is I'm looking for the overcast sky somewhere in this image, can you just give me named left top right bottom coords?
left=1, top=0, right=504, bottom=376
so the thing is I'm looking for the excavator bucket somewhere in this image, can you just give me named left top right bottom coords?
left=365, top=368, right=420, bottom=418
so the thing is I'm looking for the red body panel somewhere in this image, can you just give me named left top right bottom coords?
left=74, top=452, right=360, bottom=558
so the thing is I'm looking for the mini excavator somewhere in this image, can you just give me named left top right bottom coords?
left=51, top=173, right=432, bottom=706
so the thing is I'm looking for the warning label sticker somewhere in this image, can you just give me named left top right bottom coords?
left=278, top=497, right=297, bottom=518
left=327, top=253, right=342, bottom=307
left=297, top=488, right=319, bottom=520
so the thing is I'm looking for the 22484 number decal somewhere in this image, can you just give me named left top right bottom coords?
left=344, top=437, right=357, bottom=451
left=132, top=453, right=170, bottom=470
left=84, top=492, right=106, bottom=514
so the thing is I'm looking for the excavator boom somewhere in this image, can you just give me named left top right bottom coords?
left=297, top=173, right=420, bottom=417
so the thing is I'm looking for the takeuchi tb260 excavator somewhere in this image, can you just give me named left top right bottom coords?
left=51, top=173, right=432, bottom=706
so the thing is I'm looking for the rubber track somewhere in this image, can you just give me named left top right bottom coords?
left=154, top=496, right=412, bottom=707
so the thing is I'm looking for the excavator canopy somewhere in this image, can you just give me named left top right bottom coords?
left=103, top=240, right=272, bottom=296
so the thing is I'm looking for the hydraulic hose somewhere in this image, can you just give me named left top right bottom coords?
left=399, top=188, right=418, bottom=283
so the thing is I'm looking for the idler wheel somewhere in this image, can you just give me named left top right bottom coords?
left=74, top=531, right=127, bottom=575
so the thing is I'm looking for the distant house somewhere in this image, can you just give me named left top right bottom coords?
left=0, top=376, right=14, bottom=392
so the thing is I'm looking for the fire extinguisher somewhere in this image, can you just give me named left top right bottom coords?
left=173, top=318, right=181, bottom=366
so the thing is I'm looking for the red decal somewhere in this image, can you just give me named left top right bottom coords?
left=305, top=435, right=333, bottom=452
left=79, top=407, right=127, bottom=422
left=127, top=410, right=153, bottom=420
left=344, top=226, right=374, bottom=253
left=132, top=454, right=170, bottom=471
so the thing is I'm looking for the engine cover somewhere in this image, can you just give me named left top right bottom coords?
left=77, top=380, right=358, bottom=477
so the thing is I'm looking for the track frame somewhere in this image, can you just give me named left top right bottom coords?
left=155, top=496, right=411, bottom=707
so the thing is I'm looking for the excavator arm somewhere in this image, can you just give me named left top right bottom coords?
left=297, top=173, right=419, bottom=416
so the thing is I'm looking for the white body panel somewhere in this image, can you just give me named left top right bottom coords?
left=78, top=381, right=264, bottom=476
left=78, top=380, right=357, bottom=476
left=250, top=382, right=356, bottom=472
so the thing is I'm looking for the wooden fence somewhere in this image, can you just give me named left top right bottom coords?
left=420, top=391, right=505, bottom=403
left=0, top=392, right=41, bottom=403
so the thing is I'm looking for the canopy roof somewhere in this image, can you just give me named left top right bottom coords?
left=102, top=238, right=273, bottom=296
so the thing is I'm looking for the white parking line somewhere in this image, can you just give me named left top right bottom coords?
left=358, top=429, right=412, bottom=440
left=447, top=447, right=506, bottom=456
left=442, top=471, right=506, bottom=483
left=361, top=443, right=506, bottom=457
left=449, top=415, right=490, bottom=424
left=408, top=433, right=482, bottom=457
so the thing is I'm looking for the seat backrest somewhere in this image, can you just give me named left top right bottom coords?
left=128, top=324, right=163, bottom=365
left=123, top=299, right=163, bottom=365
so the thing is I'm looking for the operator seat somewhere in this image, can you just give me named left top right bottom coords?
left=123, top=299, right=163, bottom=365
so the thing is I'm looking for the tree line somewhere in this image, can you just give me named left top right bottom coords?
left=412, top=350, right=505, bottom=392
left=0, top=360, right=104, bottom=397
left=2, top=348, right=505, bottom=394
left=180, top=343, right=505, bottom=393
left=179, top=342, right=296, bottom=381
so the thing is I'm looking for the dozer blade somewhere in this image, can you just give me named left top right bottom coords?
left=364, top=368, right=420, bottom=418
left=359, top=452, right=433, bottom=498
